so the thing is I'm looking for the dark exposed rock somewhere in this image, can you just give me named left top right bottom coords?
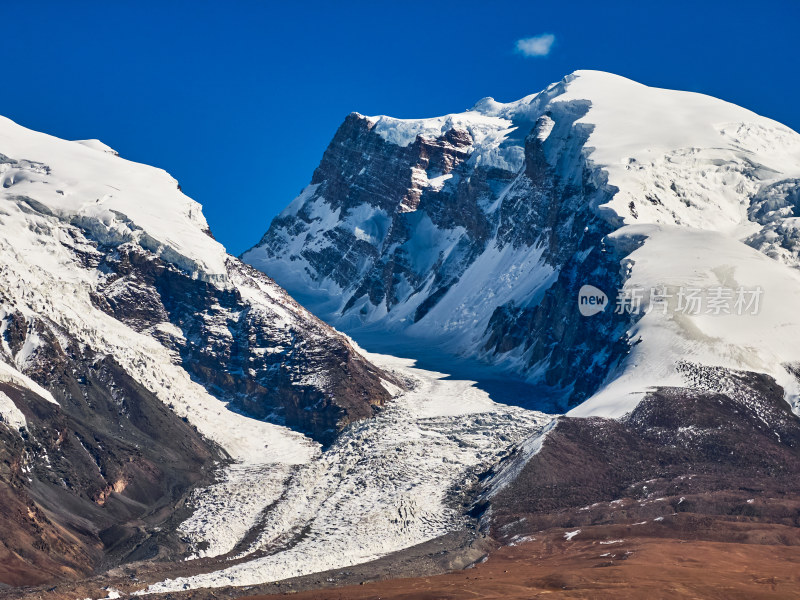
left=87, top=243, right=394, bottom=445
left=0, top=352, right=217, bottom=585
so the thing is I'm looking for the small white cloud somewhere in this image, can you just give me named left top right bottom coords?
left=515, top=33, right=556, bottom=57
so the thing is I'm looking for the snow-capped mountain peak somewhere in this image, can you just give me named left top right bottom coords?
left=245, top=70, right=800, bottom=417
left=0, top=110, right=404, bottom=583
left=0, top=114, right=228, bottom=281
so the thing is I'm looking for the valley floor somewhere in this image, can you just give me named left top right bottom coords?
left=6, top=347, right=800, bottom=600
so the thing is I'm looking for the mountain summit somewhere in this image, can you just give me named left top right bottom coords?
left=245, top=70, right=800, bottom=415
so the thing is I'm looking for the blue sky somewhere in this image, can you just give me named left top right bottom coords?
left=2, top=0, right=798, bottom=254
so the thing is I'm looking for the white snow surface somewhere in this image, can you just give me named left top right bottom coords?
left=0, top=115, right=229, bottom=281
left=571, top=224, right=800, bottom=417
left=555, top=71, right=800, bottom=233
left=0, top=389, right=26, bottom=430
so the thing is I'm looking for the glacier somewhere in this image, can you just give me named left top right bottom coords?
left=0, top=108, right=551, bottom=596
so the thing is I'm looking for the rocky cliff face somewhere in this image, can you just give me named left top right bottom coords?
left=246, top=86, right=630, bottom=411
left=0, top=114, right=396, bottom=583
left=88, top=244, right=392, bottom=444
left=245, top=70, right=800, bottom=415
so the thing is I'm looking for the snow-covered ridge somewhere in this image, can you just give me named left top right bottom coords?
left=557, top=71, right=800, bottom=233
left=363, top=70, right=800, bottom=231
left=0, top=109, right=397, bottom=453
left=0, top=109, right=432, bottom=593
left=0, top=115, right=228, bottom=282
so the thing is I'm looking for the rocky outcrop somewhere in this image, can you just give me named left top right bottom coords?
left=88, top=243, right=394, bottom=444
left=484, top=366, right=800, bottom=537
left=245, top=85, right=634, bottom=411
left=0, top=365, right=216, bottom=585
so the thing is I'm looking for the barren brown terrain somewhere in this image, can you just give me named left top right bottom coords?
left=246, top=530, right=800, bottom=600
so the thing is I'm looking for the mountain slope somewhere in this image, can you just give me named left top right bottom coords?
left=0, top=115, right=396, bottom=582
left=244, top=70, right=800, bottom=414
left=5, top=70, right=800, bottom=598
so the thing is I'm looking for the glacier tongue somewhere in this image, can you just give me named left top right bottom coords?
left=142, top=351, right=551, bottom=593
